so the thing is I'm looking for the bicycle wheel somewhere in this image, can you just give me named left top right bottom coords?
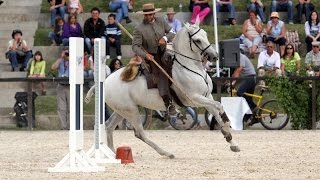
left=168, top=107, right=198, bottom=130
left=257, top=100, right=289, bottom=130
left=204, top=110, right=220, bottom=130
left=123, top=107, right=151, bottom=130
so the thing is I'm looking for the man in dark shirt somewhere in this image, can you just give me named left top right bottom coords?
left=83, top=7, right=106, bottom=54
left=103, top=13, right=122, bottom=60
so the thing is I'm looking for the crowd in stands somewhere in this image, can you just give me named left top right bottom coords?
left=4, top=0, right=320, bottom=129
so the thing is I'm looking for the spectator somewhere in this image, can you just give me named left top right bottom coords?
left=6, top=29, right=33, bottom=72
left=305, top=10, right=320, bottom=52
left=84, top=50, right=94, bottom=89
left=257, top=41, right=282, bottom=85
left=62, top=14, right=82, bottom=46
left=48, top=0, right=67, bottom=27
left=296, top=0, right=314, bottom=24
left=28, top=51, right=47, bottom=95
left=67, top=0, right=83, bottom=15
left=128, top=0, right=134, bottom=12
left=270, top=0, right=293, bottom=24
left=247, top=0, right=266, bottom=23
left=216, top=0, right=236, bottom=25
left=266, top=12, right=287, bottom=56
left=165, top=7, right=182, bottom=33
left=103, top=13, right=122, bottom=60
left=109, top=58, right=123, bottom=73
left=51, top=49, right=70, bottom=130
left=242, top=10, right=263, bottom=59
left=280, top=43, right=301, bottom=76
left=83, top=7, right=105, bottom=54
left=48, top=17, right=64, bottom=46
left=305, top=41, right=320, bottom=76
left=190, top=0, right=211, bottom=24
left=109, top=0, right=132, bottom=24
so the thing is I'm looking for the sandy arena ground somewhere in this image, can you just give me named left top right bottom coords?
left=0, top=130, right=320, bottom=179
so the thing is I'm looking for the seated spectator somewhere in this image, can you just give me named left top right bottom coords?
left=109, top=58, right=123, bottom=73
left=280, top=43, right=301, bottom=76
left=216, top=0, right=236, bottom=25
left=266, top=12, right=287, bottom=56
left=247, top=0, right=266, bottom=23
left=296, top=0, right=314, bottom=24
left=103, top=14, right=122, bottom=60
left=83, top=7, right=105, bottom=54
left=62, top=14, right=82, bottom=46
left=128, top=0, right=134, bottom=12
left=271, top=0, right=293, bottom=24
left=6, top=29, right=33, bottom=72
left=84, top=51, right=94, bottom=88
left=305, top=10, right=320, bottom=52
left=242, top=10, right=263, bottom=59
left=257, top=41, right=282, bottom=85
left=190, top=0, right=211, bottom=24
left=48, top=17, right=64, bottom=46
left=48, top=0, right=67, bottom=27
left=305, top=41, right=320, bottom=76
left=28, top=51, right=47, bottom=95
left=67, top=0, right=83, bottom=15
left=165, top=8, right=182, bottom=33
left=109, top=0, right=132, bottom=24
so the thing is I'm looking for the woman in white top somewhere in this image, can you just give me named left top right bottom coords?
left=242, top=10, right=263, bottom=58
left=67, top=0, right=83, bottom=15
left=305, top=10, right=320, bottom=52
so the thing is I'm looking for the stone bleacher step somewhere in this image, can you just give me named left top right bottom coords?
left=0, top=14, right=40, bottom=23
left=5, top=0, right=42, bottom=7
left=0, top=88, right=27, bottom=109
left=0, top=115, right=16, bottom=128
left=0, top=6, right=40, bottom=14
left=0, top=21, right=38, bottom=30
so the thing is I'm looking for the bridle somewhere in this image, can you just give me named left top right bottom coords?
left=188, top=28, right=211, bottom=56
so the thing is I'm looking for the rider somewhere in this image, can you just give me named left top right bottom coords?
left=132, top=3, right=177, bottom=116
left=226, top=53, right=257, bottom=125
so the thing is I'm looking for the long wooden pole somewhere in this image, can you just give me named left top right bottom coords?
left=117, top=23, right=196, bottom=106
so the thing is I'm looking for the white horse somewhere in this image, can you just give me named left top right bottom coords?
left=86, top=19, right=240, bottom=158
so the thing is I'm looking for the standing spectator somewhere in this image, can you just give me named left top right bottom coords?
left=296, top=0, right=314, bottom=24
left=305, top=41, right=320, bottom=76
left=67, top=0, right=83, bottom=15
left=257, top=41, right=282, bottom=85
left=165, top=8, right=182, bottom=33
left=48, top=0, right=67, bottom=27
left=62, top=14, right=82, bottom=46
left=6, top=29, right=33, bottom=72
left=103, top=14, right=122, bottom=60
left=109, top=0, right=132, bottom=24
left=247, top=0, right=266, bottom=23
left=216, top=0, right=236, bottom=25
left=280, top=43, right=301, bottom=76
left=28, top=51, right=47, bottom=95
left=242, top=10, right=263, bottom=59
left=305, top=11, right=320, bottom=52
left=51, top=49, right=70, bottom=130
left=48, top=17, right=64, bottom=46
left=83, top=7, right=105, bottom=54
left=190, top=0, right=211, bottom=24
left=109, top=58, right=123, bottom=73
left=271, top=0, right=293, bottom=24
left=266, top=12, right=287, bottom=56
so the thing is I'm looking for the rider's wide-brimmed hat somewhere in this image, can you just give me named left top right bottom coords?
left=136, top=3, right=162, bottom=15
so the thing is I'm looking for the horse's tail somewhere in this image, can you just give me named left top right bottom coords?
left=121, top=57, right=142, bottom=82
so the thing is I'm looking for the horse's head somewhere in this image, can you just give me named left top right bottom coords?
left=184, top=17, right=218, bottom=62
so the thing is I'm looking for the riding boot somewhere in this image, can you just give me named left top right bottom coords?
left=162, top=95, right=177, bottom=116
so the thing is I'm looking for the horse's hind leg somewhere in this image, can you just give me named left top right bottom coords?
left=106, top=112, right=124, bottom=152
left=125, top=108, right=175, bottom=159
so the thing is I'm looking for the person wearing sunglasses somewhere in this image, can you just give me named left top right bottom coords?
left=280, top=43, right=301, bottom=76
left=257, top=41, right=282, bottom=86
left=305, top=41, right=320, bottom=76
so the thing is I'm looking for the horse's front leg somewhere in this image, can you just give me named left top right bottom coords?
left=191, top=94, right=240, bottom=152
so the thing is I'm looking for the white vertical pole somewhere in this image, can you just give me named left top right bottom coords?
left=86, top=38, right=121, bottom=164
left=48, top=37, right=104, bottom=172
left=212, top=0, right=220, bottom=77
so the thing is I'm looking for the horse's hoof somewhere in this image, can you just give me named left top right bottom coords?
left=168, top=154, right=175, bottom=159
left=230, top=146, right=240, bottom=152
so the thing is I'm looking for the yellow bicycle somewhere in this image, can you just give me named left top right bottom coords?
left=205, top=86, right=289, bottom=130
